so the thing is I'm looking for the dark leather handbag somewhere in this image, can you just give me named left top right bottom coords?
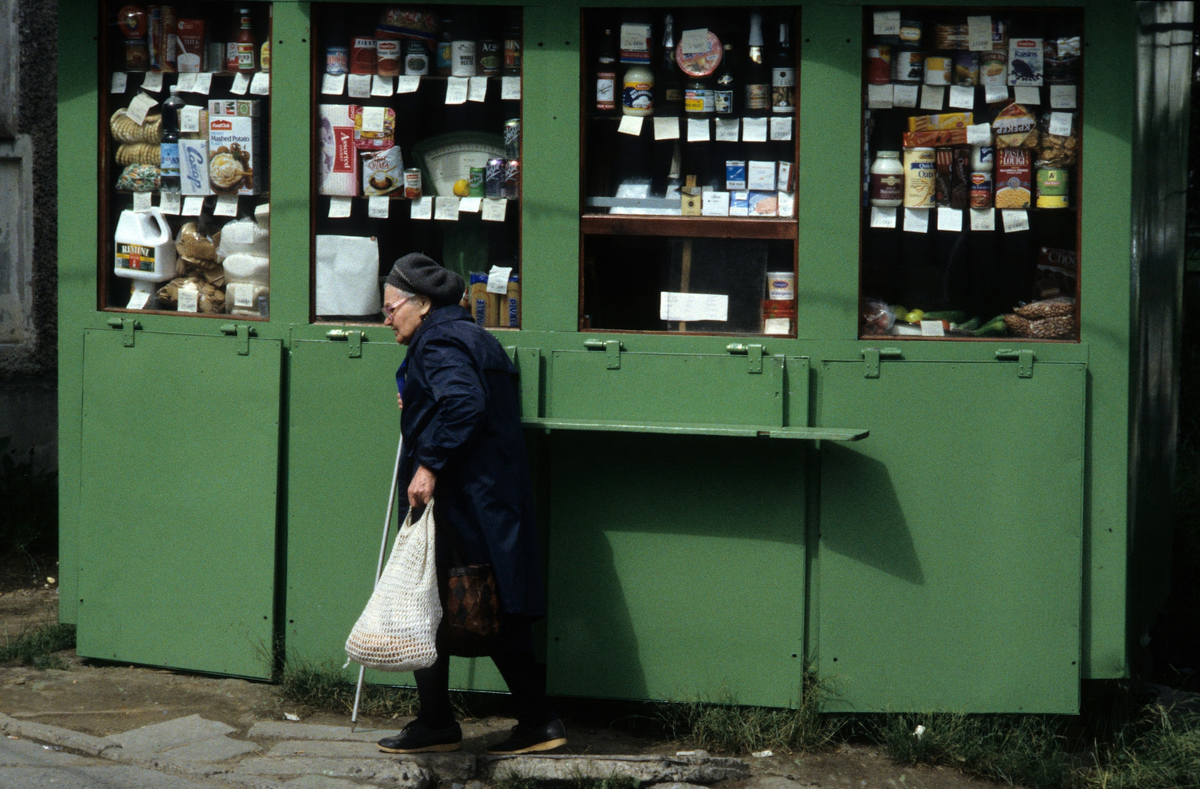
left=441, top=563, right=502, bottom=657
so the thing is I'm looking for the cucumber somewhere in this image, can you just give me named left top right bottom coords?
left=922, top=310, right=967, bottom=323
left=954, top=317, right=981, bottom=331
left=973, top=316, right=1008, bottom=337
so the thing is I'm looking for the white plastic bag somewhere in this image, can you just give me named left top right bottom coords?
left=345, top=503, right=441, bottom=672
left=315, top=234, right=382, bottom=316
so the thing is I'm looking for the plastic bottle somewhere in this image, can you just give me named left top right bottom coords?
left=622, top=64, right=655, bottom=116
left=160, top=87, right=184, bottom=195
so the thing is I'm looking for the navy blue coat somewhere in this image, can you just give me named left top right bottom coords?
left=397, top=305, right=545, bottom=618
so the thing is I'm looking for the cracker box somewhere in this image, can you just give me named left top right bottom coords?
left=318, top=104, right=359, bottom=196
left=207, top=100, right=262, bottom=195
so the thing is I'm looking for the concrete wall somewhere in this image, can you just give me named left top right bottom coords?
left=0, top=0, right=57, bottom=469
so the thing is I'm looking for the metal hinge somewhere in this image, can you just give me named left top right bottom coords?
left=995, top=349, right=1035, bottom=378
left=107, top=317, right=142, bottom=347
left=219, top=323, right=256, bottom=356
left=862, top=347, right=902, bottom=378
left=326, top=329, right=364, bottom=358
left=584, top=339, right=623, bottom=369
left=726, top=343, right=764, bottom=374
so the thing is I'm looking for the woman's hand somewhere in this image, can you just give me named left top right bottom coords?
left=397, top=393, right=403, bottom=410
left=408, top=464, right=436, bottom=508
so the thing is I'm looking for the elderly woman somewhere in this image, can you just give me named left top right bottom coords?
left=375, top=253, right=566, bottom=756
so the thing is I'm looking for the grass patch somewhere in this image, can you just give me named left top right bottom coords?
left=1078, top=703, right=1200, bottom=789
left=278, top=659, right=420, bottom=719
left=0, top=623, right=75, bottom=670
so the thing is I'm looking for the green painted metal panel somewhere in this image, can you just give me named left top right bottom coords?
left=816, top=359, right=1085, bottom=713
left=546, top=432, right=807, bottom=707
left=76, top=329, right=282, bottom=678
left=284, top=339, right=506, bottom=691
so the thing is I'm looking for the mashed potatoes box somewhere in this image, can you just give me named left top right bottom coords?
left=207, top=100, right=262, bottom=195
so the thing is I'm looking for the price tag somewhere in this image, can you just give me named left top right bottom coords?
left=680, top=28, right=710, bottom=54
left=655, top=116, right=681, bottom=140
left=468, top=76, right=488, bottom=102
left=180, top=105, right=202, bottom=133
left=111, top=72, right=128, bottom=93
left=371, top=75, right=392, bottom=97
left=126, top=290, right=150, bottom=310
left=482, top=198, right=507, bottom=222
left=904, top=207, right=930, bottom=233
left=250, top=72, right=270, bottom=95
left=968, top=16, right=993, bottom=51
left=410, top=196, right=434, bottom=220
left=347, top=74, right=371, bottom=98
left=459, top=197, right=482, bottom=213
left=1002, top=209, right=1030, bottom=233
left=1050, top=85, right=1077, bottom=109
left=984, top=84, right=1009, bottom=104
left=195, top=72, right=213, bottom=94
left=445, top=77, right=469, bottom=104
left=937, top=207, right=963, bottom=232
left=920, top=320, right=946, bottom=337
left=182, top=196, right=204, bottom=216
left=487, top=266, right=513, bottom=294
left=970, top=207, right=996, bottom=231
left=618, top=115, right=643, bottom=136
left=322, top=73, right=347, bottom=95
left=742, top=117, right=767, bottom=142
left=948, top=85, right=975, bottom=109
left=361, top=106, right=386, bottom=133
left=141, top=71, right=163, bottom=92
left=870, top=206, right=897, bottom=228
left=919, top=85, right=945, bottom=111
left=714, top=117, right=739, bottom=141
left=177, top=72, right=198, bottom=92
left=229, top=283, right=255, bottom=308
left=159, top=191, right=181, bottom=215
left=867, top=83, right=894, bottom=109
left=893, top=84, right=919, bottom=108
left=1048, top=111, right=1073, bottom=137
left=769, top=117, right=792, bottom=141
left=177, top=286, right=199, bottom=313
left=687, top=117, right=710, bottom=142
left=1014, top=86, right=1040, bottom=106
left=215, top=193, right=239, bottom=217
left=133, top=191, right=153, bottom=212
left=328, top=196, right=352, bottom=218
left=435, top=196, right=461, bottom=220
left=230, top=71, right=251, bottom=95
left=873, top=10, right=901, bottom=36
left=368, top=196, right=390, bottom=218
left=501, top=76, right=521, bottom=100
left=967, top=122, right=992, bottom=146
left=126, top=92, right=158, bottom=126
left=396, top=75, right=420, bottom=94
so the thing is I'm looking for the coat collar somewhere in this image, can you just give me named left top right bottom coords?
left=411, top=305, right=473, bottom=347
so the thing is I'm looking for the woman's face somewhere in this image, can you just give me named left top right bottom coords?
left=383, top=285, right=429, bottom=345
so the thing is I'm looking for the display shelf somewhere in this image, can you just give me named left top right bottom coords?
left=581, top=214, right=795, bottom=240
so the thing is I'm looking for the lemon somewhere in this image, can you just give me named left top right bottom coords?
left=452, top=179, right=471, bottom=197
left=904, top=309, right=925, bottom=323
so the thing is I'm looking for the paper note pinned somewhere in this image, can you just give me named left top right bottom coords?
left=180, top=105, right=202, bottom=133
left=904, top=207, right=930, bottom=233
left=141, top=71, right=163, bottom=92
left=410, top=196, right=434, bottom=220
left=966, top=123, right=992, bottom=146
left=328, top=196, right=352, bottom=218
left=655, top=116, right=681, bottom=140
left=487, top=266, right=513, bottom=294
left=937, top=207, right=963, bottom=232
left=434, top=196, right=461, bottom=220
left=195, top=72, right=213, bottom=94
left=445, top=77, right=468, bottom=104
left=177, top=73, right=198, bottom=92
left=501, top=76, right=521, bottom=100
left=949, top=85, right=975, bottom=109
left=870, top=206, right=897, bottom=229
left=250, top=72, right=270, bottom=95
left=970, top=207, right=996, bottom=231
left=893, top=84, right=919, bottom=108
left=347, top=74, right=371, bottom=98
left=126, top=92, right=158, bottom=126
left=177, top=286, right=199, bottom=313
left=1002, top=209, right=1030, bottom=233
left=368, top=196, right=390, bottom=218
left=182, top=196, right=204, bottom=216
left=874, top=10, right=901, bottom=36
left=126, top=290, right=150, bottom=310
left=459, top=197, right=482, bottom=213
left=482, top=198, right=507, bottom=222
left=215, top=193, right=239, bottom=217
left=769, top=117, right=792, bottom=141
left=714, top=117, right=739, bottom=142
left=984, top=84, right=1009, bottom=104
left=1050, top=85, right=1077, bottom=109
left=618, top=114, right=644, bottom=136
left=159, top=191, right=181, bottom=215
left=111, top=72, right=128, bottom=93
left=1014, top=86, right=1040, bottom=106
left=468, top=76, right=488, bottom=102
left=867, top=83, right=894, bottom=109
left=231, top=71, right=251, bottom=95
left=1048, top=112, right=1073, bottom=137
left=687, top=118, right=710, bottom=142
left=967, top=16, right=993, bottom=51
left=396, top=75, right=420, bottom=94
left=133, top=191, right=153, bottom=212
left=371, top=75, right=392, bottom=97
left=742, top=117, right=767, bottom=142
left=920, top=85, right=945, bottom=111
left=321, top=73, right=345, bottom=95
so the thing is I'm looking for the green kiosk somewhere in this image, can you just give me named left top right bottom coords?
left=57, top=0, right=1190, bottom=713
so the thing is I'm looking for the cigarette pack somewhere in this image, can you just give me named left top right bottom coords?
left=747, top=160, right=776, bottom=191
left=725, top=160, right=747, bottom=191
left=729, top=191, right=750, bottom=216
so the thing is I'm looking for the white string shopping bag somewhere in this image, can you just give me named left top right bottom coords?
left=345, top=501, right=442, bottom=672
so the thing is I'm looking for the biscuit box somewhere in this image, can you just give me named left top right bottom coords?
left=318, top=104, right=359, bottom=196
left=207, top=100, right=262, bottom=195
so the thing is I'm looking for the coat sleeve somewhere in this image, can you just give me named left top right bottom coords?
left=412, top=335, right=487, bottom=473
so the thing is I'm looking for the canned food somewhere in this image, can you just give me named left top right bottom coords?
left=924, top=55, right=952, bottom=86
left=468, top=167, right=486, bottom=197
left=1035, top=167, right=1069, bottom=208
left=403, top=40, right=429, bottom=76
left=979, top=51, right=1007, bottom=86
left=326, top=46, right=349, bottom=75
left=502, top=159, right=520, bottom=200
left=902, top=148, right=936, bottom=208
left=866, top=44, right=892, bottom=85
left=504, top=274, right=520, bottom=328
left=892, top=49, right=924, bottom=84
left=403, top=168, right=422, bottom=199
left=504, top=119, right=521, bottom=160
left=479, top=39, right=502, bottom=76
left=953, top=51, right=979, bottom=86
left=451, top=40, right=476, bottom=77
left=376, top=37, right=402, bottom=76
left=970, top=171, right=993, bottom=208
left=766, top=271, right=796, bottom=301
left=350, top=37, right=377, bottom=75
left=485, top=158, right=505, bottom=199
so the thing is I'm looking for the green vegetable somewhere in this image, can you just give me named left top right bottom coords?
left=954, top=317, right=981, bottom=331
left=922, top=310, right=967, bottom=323
left=973, top=316, right=1008, bottom=337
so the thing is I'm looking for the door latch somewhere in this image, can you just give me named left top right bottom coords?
left=326, top=329, right=364, bottom=358
left=219, top=323, right=256, bottom=356
left=862, top=347, right=902, bottom=378
left=726, top=343, right=764, bottom=374
left=584, top=339, right=623, bottom=369
left=107, top=317, right=142, bottom=347
left=995, top=349, right=1035, bottom=378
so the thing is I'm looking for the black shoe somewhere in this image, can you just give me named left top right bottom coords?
left=486, top=719, right=568, bottom=754
left=377, top=719, right=463, bottom=754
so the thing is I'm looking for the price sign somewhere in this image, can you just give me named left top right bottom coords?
left=230, top=72, right=251, bottom=95
left=410, top=196, right=434, bottom=220
left=618, top=115, right=643, bottom=136
left=321, top=73, right=346, bottom=95
left=195, top=72, right=213, bottom=94
left=141, top=71, right=163, bottom=92
left=445, top=77, right=468, bottom=104
left=920, top=85, right=945, bottom=111
left=133, top=191, right=153, bottom=212
left=893, top=84, right=919, bottom=108
left=111, top=72, right=128, bottom=93
left=182, top=196, right=204, bottom=215
left=970, top=207, right=996, bottom=231
left=396, top=75, right=420, bottom=94
left=1050, top=85, right=1077, bottom=109
left=368, top=196, right=390, bottom=218
left=347, top=74, right=371, bottom=98
left=904, top=207, right=930, bottom=233
left=214, top=193, right=239, bottom=217
left=967, top=123, right=992, bottom=145
left=177, top=73, right=198, bottom=92
left=948, top=85, right=975, bottom=109
left=370, top=75, right=392, bottom=96
left=1014, top=86, right=1041, bottom=106
left=501, top=76, right=521, bottom=100
left=967, top=16, right=993, bottom=51
left=655, top=116, right=681, bottom=140
left=870, top=206, right=897, bottom=229
left=687, top=118, right=710, bottom=142
left=126, top=92, right=158, bottom=126
left=468, top=76, right=488, bottom=102
left=873, top=10, right=901, bottom=36
left=1002, top=209, right=1030, bottom=233
left=867, top=84, right=893, bottom=109
left=328, top=196, right=352, bottom=218
left=250, top=72, right=270, bottom=95
left=434, top=196, right=461, bottom=220
left=159, top=191, right=181, bottom=215
left=714, top=117, right=739, bottom=141
left=482, top=198, right=507, bottom=222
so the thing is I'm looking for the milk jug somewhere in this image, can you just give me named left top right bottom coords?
left=114, top=208, right=177, bottom=297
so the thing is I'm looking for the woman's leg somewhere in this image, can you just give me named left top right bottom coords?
left=490, top=616, right=557, bottom=728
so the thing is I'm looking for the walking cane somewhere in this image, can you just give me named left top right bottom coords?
left=351, top=430, right=405, bottom=732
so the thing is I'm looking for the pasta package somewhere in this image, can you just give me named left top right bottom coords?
left=995, top=148, right=1032, bottom=209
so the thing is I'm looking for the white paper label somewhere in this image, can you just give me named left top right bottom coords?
left=714, top=117, right=739, bottom=142
left=445, top=77, right=469, bottom=104
left=370, top=75, right=392, bottom=97
left=231, top=71, right=251, bottom=95
left=177, top=286, right=199, bottom=313
left=126, top=289, right=150, bottom=310
left=133, top=191, right=153, bottom=212
left=968, top=16, right=994, bottom=51
left=435, top=196, right=461, bottom=220
left=141, top=71, right=163, bottom=92
left=368, top=196, right=390, bottom=218
left=680, top=28, right=710, bottom=54
left=459, top=197, right=482, bottom=213
left=111, top=72, right=128, bottom=93
left=967, top=122, right=993, bottom=146
left=904, top=207, right=930, bottom=233
left=361, top=106, right=386, bottom=133
left=619, top=115, right=644, bottom=136
left=177, top=73, right=198, bottom=92
left=328, top=196, right=353, bottom=218
left=1050, top=85, right=1077, bottom=109
left=937, top=207, right=963, bottom=232
left=487, top=266, right=513, bottom=294
left=159, top=191, right=181, bottom=215
left=660, top=292, right=729, bottom=322
left=687, top=118, right=710, bottom=142
left=468, top=76, right=488, bottom=102
left=984, top=84, right=1009, bottom=104
left=949, top=85, right=975, bottom=109
left=1014, top=86, right=1041, bottom=106
left=920, top=86, right=945, bottom=111
left=182, top=196, right=204, bottom=216
left=347, top=74, right=371, bottom=98
left=701, top=191, right=730, bottom=216
left=214, top=193, right=238, bottom=217
left=180, top=105, right=202, bottom=133
left=126, top=92, right=158, bottom=126
left=970, top=207, right=996, bottom=231
left=411, top=196, right=434, bottom=220
left=1002, top=209, right=1030, bottom=233
left=232, top=282, right=256, bottom=308
left=250, top=72, right=270, bottom=95
left=893, top=84, right=919, bottom=108
left=501, top=76, right=521, bottom=100
left=396, top=75, right=420, bottom=94
left=867, top=83, right=894, bottom=109
left=195, top=72, right=213, bottom=94
left=920, top=320, right=946, bottom=337
left=321, top=73, right=346, bottom=95
left=870, top=206, right=897, bottom=228
left=482, top=198, right=507, bottom=222
left=1048, top=111, right=1073, bottom=137
left=654, top=116, right=681, bottom=140
left=769, top=117, right=792, bottom=141
left=742, top=117, right=767, bottom=142
left=874, top=10, right=901, bottom=36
